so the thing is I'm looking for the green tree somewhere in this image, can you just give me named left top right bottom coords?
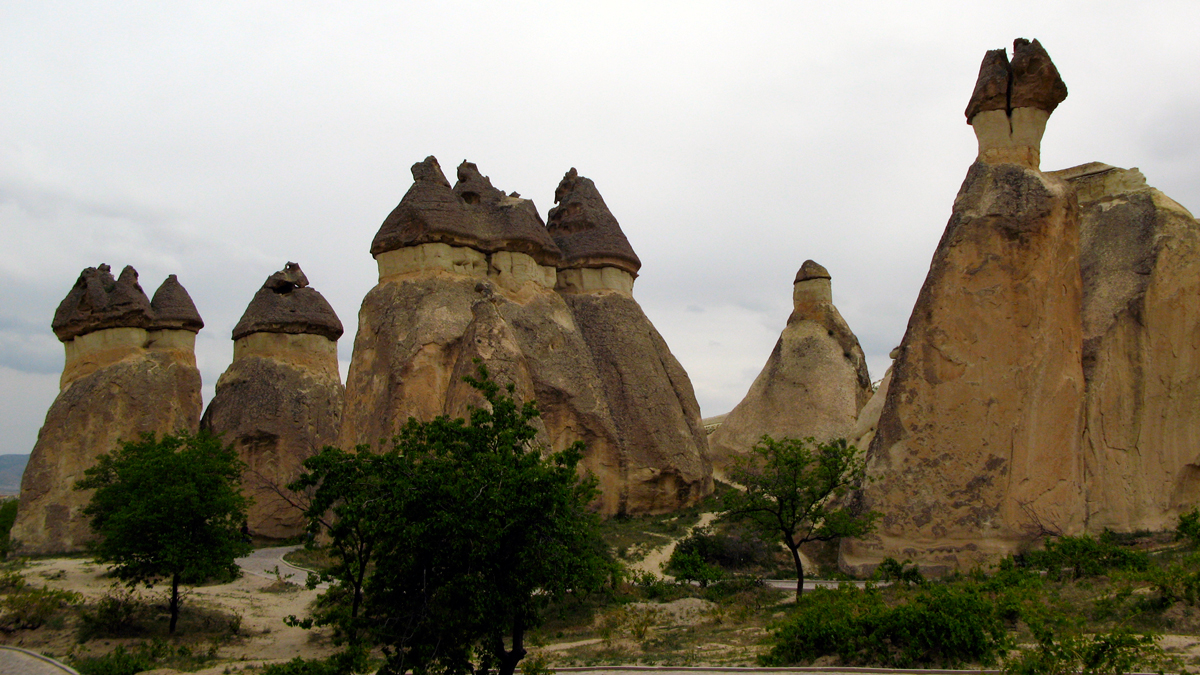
left=75, top=432, right=251, bottom=634
left=721, top=436, right=876, bottom=599
left=295, top=366, right=613, bottom=675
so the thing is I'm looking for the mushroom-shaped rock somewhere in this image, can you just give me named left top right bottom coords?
left=148, top=275, right=204, bottom=333
left=966, top=38, right=1067, bottom=169
left=202, top=263, right=345, bottom=538
left=546, top=168, right=641, bottom=278
left=708, top=263, right=871, bottom=478
left=231, top=263, right=343, bottom=342
left=52, top=264, right=154, bottom=341
left=842, top=47, right=1083, bottom=574
left=371, top=156, right=561, bottom=267
left=15, top=264, right=203, bottom=554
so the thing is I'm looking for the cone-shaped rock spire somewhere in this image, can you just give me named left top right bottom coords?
left=546, top=168, right=641, bottom=276
left=148, top=275, right=204, bottom=333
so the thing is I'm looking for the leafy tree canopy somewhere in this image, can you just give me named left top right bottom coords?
left=721, top=435, right=877, bottom=598
left=75, top=432, right=251, bottom=633
left=294, top=365, right=614, bottom=675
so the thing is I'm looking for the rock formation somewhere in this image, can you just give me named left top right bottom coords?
left=707, top=260, right=871, bottom=479
left=341, top=158, right=711, bottom=514
left=14, top=265, right=204, bottom=554
left=849, top=347, right=898, bottom=454
left=200, top=263, right=345, bottom=539
left=548, top=168, right=713, bottom=510
left=843, top=39, right=1086, bottom=574
left=1053, top=163, right=1200, bottom=533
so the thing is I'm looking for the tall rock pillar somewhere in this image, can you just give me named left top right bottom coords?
left=200, top=263, right=345, bottom=539
left=548, top=168, right=713, bottom=512
left=14, top=266, right=204, bottom=554
left=843, top=39, right=1086, bottom=574
left=708, top=261, right=872, bottom=478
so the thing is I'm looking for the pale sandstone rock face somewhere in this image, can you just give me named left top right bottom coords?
left=843, top=39, right=1084, bottom=575
left=707, top=262, right=872, bottom=480
left=548, top=168, right=712, bottom=512
left=844, top=157, right=1085, bottom=574
left=342, top=158, right=633, bottom=514
left=201, top=264, right=345, bottom=539
left=15, top=269, right=203, bottom=554
left=1053, top=164, right=1200, bottom=533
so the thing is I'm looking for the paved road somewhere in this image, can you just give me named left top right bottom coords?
left=0, top=646, right=80, bottom=674
left=235, top=544, right=328, bottom=588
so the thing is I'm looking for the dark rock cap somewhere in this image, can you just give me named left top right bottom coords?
left=545, top=168, right=641, bottom=275
left=52, top=264, right=154, bottom=341
left=232, top=263, right=344, bottom=342
left=370, top=156, right=562, bottom=266
left=965, top=38, right=1067, bottom=122
left=794, top=260, right=831, bottom=283
left=149, top=275, right=204, bottom=333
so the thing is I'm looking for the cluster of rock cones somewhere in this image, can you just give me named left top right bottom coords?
left=14, top=38, right=1200, bottom=574
left=15, top=161, right=712, bottom=553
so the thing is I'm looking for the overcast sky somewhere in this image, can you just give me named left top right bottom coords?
left=2, top=1, right=1198, bottom=456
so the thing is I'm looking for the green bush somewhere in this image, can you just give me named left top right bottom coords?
left=1176, top=508, right=1200, bottom=547
left=663, top=549, right=724, bottom=587
left=260, top=650, right=370, bottom=675
left=0, top=500, right=17, bottom=560
left=71, top=639, right=218, bottom=675
left=1002, top=627, right=1175, bottom=675
left=762, top=583, right=1009, bottom=668
left=78, top=586, right=146, bottom=640
left=0, top=586, right=80, bottom=631
left=1020, top=534, right=1148, bottom=580
left=873, top=557, right=924, bottom=586
left=671, top=525, right=774, bottom=571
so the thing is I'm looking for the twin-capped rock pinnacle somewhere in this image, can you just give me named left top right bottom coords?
left=15, top=265, right=204, bottom=554
left=966, top=38, right=1067, bottom=168
left=342, top=159, right=711, bottom=515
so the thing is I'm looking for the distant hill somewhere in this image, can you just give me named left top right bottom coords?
left=0, top=455, right=28, bottom=496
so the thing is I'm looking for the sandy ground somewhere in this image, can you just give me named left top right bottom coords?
left=3, top=549, right=338, bottom=671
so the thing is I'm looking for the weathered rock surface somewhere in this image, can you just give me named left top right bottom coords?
left=548, top=168, right=713, bottom=511
left=15, top=268, right=203, bottom=554
left=343, top=159, right=711, bottom=515
left=202, top=264, right=345, bottom=539
left=844, top=44, right=1084, bottom=573
left=707, top=261, right=871, bottom=479
left=1053, top=163, right=1200, bottom=533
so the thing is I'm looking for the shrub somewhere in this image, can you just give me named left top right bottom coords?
left=260, top=650, right=370, bottom=675
left=672, top=525, right=774, bottom=571
left=762, top=583, right=1008, bottom=668
left=873, top=557, right=924, bottom=586
left=78, top=586, right=146, bottom=640
left=0, top=586, right=80, bottom=631
left=71, top=640, right=219, bottom=675
left=663, top=549, right=724, bottom=587
left=0, top=499, right=18, bottom=560
left=1020, top=534, right=1148, bottom=580
left=1002, top=627, right=1176, bottom=675
left=1176, top=508, right=1200, bottom=547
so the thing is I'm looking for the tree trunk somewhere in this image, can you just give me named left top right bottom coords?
left=788, top=542, right=805, bottom=600
left=168, top=573, right=181, bottom=634
left=496, top=614, right=527, bottom=675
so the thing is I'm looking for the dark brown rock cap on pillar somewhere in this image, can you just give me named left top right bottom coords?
left=148, top=275, right=204, bottom=332
left=794, top=259, right=831, bottom=283
left=371, top=156, right=561, bottom=266
left=231, top=262, right=344, bottom=341
left=546, top=168, right=641, bottom=276
left=964, top=38, right=1067, bottom=122
left=52, top=264, right=154, bottom=341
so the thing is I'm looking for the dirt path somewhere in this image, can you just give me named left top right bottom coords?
left=630, top=513, right=718, bottom=578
